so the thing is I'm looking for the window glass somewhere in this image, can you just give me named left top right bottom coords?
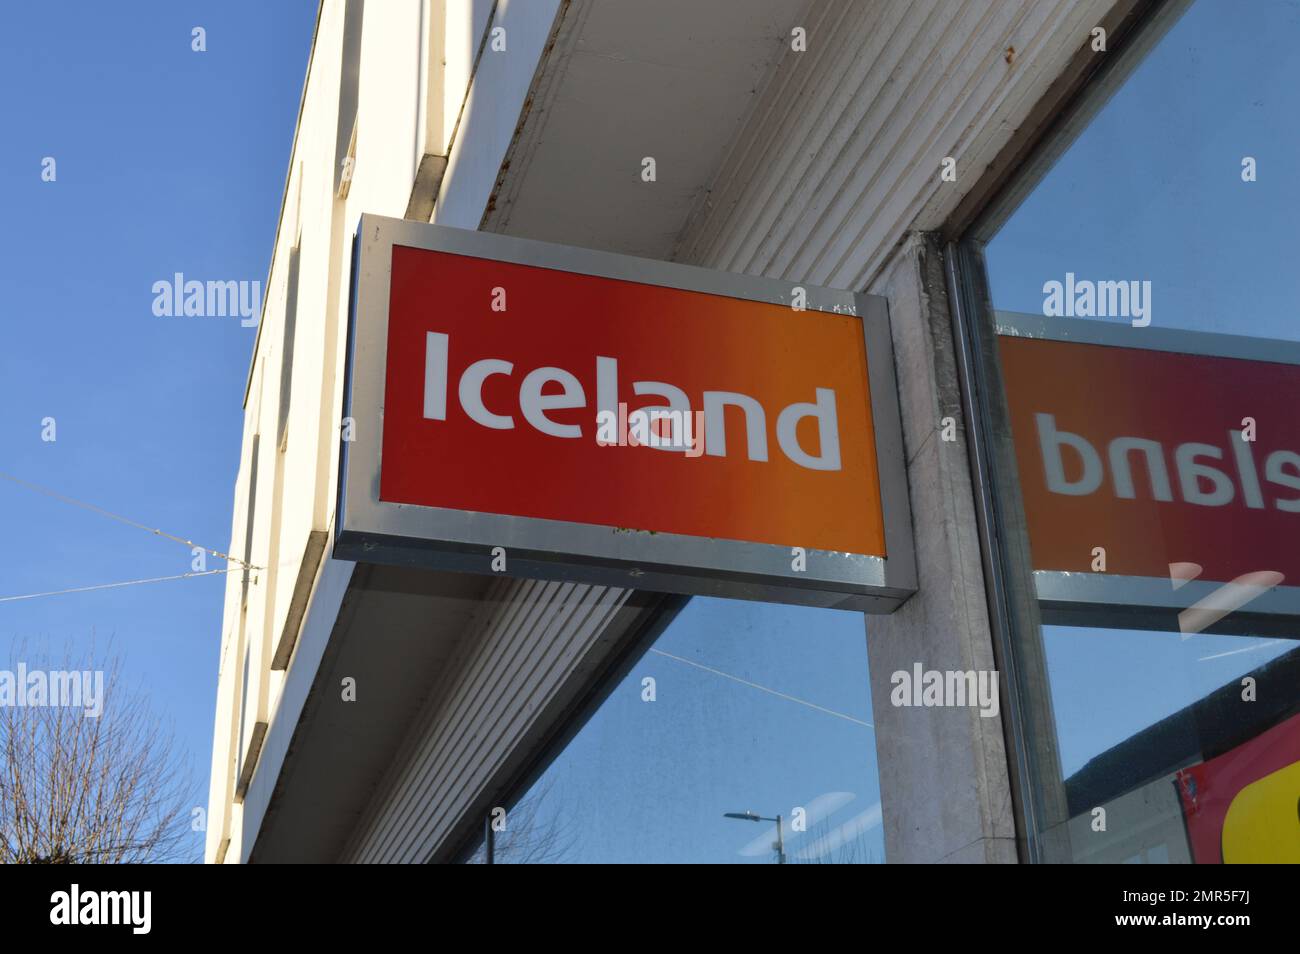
left=468, top=597, right=883, bottom=864
left=978, top=0, right=1300, bottom=863
left=986, top=0, right=1300, bottom=341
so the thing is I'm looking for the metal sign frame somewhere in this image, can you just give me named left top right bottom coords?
left=335, top=214, right=916, bottom=612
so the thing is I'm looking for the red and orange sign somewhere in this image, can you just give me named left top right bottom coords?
left=999, top=331, right=1300, bottom=587
left=380, top=244, right=886, bottom=555
left=1176, top=712, right=1300, bottom=864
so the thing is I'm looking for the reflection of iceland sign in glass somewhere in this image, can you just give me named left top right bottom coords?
left=336, top=215, right=915, bottom=611
left=998, top=314, right=1300, bottom=629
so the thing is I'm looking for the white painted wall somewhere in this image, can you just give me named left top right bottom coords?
left=206, top=0, right=563, bottom=863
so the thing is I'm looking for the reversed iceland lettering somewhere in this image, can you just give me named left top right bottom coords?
left=1035, top=413, right=1300, bottom=510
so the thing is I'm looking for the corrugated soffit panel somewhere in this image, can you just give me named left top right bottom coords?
left=675, top=0, right=1114, bottom=281
left=343, top=578, right=633, bottom=862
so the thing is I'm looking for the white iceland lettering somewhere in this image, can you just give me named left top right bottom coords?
left=1035, top=413, right=1300, bottom=510
left=422, top=331, right=843, bottom=471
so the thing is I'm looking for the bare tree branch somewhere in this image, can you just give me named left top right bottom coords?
left=0, top=642, right=196, bottom=864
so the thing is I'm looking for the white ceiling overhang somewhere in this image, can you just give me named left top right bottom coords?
left=483, top=0, right=813, bottom=257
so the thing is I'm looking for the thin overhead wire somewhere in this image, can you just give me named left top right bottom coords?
left=649, top=647, right=874, bottom=728
left=0, top=568, right=240, bottom=604
left=0, top=471, right=259, bottom=571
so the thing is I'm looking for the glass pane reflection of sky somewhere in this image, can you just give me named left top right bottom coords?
left=985, top=0, right=1299, bottom=783
left=490, top=598, right=882, bottom=864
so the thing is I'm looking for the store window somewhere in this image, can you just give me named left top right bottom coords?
left=466, top=598, right=883, bottom=864
left=963, top=0, right=1300, bottom=863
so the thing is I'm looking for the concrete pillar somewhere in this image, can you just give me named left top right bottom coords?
left=864, top=234, right=1018, bottom=863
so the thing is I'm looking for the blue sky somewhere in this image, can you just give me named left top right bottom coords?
left=0, top=2, right=317, bottom=851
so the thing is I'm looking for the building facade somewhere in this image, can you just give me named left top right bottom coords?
left=207, top=0, right=1300, bottom=863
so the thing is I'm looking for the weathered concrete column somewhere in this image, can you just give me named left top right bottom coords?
left=864, top=234, right=1018, bottom=863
